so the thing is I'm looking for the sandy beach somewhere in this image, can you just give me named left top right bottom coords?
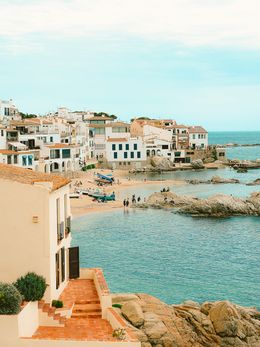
left=70, top=169, right=187, bottom=217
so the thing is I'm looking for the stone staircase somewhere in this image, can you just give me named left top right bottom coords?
left=71, top=299, right=102, bottom=319
left=38, top=300, right=66, bottom=326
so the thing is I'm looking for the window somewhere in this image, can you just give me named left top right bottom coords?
left=61, top=248, right=65, bottom=282
left=7, top=155, right=12, bottom=164
left=201, top=143, right=204, bottom=148
left=50, top=136, right=53, bottom=142
left=130, top=151, right=134, bottom=159
left=175, top=152, right=181, bottom=157
left=119, top=144, right=123, bottom=150
left=125, top=144, right=129, bottom=150
left=112, top=144, right=116, bottom=151
left=28, top=155, right=33, bottom=166
left=22, top=156, right=27, bottom=166
left=137, top=151, right=141, bottom=159
left=162, top=145, right=169, bottom=149
left=95, top=127, right=105, bottom=135
left=192, top=134, right=195, bottom=139
left=51, top=149, right=60, bottom=159
left=113, top=152, right=118, bottom=159
left=4, top=107, right=10, bottom=116
left=124, top=152, right=128, bottom=159
left=1, top=130, right=3, bottom=136
left=62, top=149, right=71, bottom=158
left=14, top=155, right=18, bottom=164
left=134, top=144, right=138, bottom=150
left=112, top=127, right=129, bottom=133
left=56, top=252, right=60, bottom=289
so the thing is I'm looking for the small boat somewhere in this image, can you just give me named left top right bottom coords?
left=96, top=173, right=114, bottom=183
left=92, top=193, right=116, bottom=202
left=69, top=191, right=82, bottom=199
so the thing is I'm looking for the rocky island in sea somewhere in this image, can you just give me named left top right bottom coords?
left=136, top=191, right=260, bottom=217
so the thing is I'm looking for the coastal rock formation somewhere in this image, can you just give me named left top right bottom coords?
left=150, top=156, right=174, bottom=170
left=211, top=175, right=240, bottom=184
left=187, top=176, right=240, bottom=185
left=112, top=294, right=260, bottom=347
left=246, top=178, right=260, bottom=186
left=137, top=191, right=260, bottom=217
left=191, top=159, right=205, bottom=169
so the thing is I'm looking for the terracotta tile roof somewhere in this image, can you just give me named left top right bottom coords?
left=0, top=164, right=70, bottom=191
left=188, top=126, right=208, bottom=133
left=105, top=121, right=130, bottom=128
left=106, top=137, right=128, bottom=142
left=88, top=116, right=112, bottom=121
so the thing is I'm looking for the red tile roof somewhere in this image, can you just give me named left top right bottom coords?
left=0, top=164, right=70, bottom=191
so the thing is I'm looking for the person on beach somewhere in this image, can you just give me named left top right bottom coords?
left=126, top=198, right=129, bottom=208
left=137, top=196, right=141, bottom=203
left=123, top=199, right=126, bottom=208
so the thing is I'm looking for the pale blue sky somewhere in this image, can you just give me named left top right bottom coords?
left=0, top=0, right=260, bottom=131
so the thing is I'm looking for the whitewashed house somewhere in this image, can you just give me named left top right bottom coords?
left=188, top=126, right=208, bottom=149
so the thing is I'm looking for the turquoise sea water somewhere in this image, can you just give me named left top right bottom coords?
left=72, top=133, right=260, bottom=308
left=72, top=210, right=260, bottom=308
left=209, top=131, right=260, bottom=160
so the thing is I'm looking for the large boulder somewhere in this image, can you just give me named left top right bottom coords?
left=150, top=156, right=174, bottom=170
left=191, top=159, right=204, bottom=169
left=209, top=301, right=242, bottom=337
left=121, top=300, right=145, bottom=327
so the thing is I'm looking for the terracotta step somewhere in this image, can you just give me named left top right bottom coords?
left=74, top=299, right=100, bottom=305
left=48, top=307, right=56, bottom=316
left=73, top=303, right=101, bottom=313
left=42, top=303, right=50, bottom=312
left=38, top=300, right=45, bottom=309
left=71, top=312, right=102, bottom=319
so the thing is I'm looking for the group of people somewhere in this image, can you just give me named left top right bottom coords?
left=160, top=187, right=170, bottom=193
left=123, top=194, right=142, bottom=207
left=74, top=180, right=83, bottom=187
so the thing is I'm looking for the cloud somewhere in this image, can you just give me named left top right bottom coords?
left=0, top=0, right=260, bottom=49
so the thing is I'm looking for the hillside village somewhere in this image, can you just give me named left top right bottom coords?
left=0, top=99, right=224, bottom=174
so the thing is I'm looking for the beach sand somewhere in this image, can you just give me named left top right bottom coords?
left=70, top=169, right=186, bottom=217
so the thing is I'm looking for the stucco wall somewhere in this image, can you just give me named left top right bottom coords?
left=0, top=180, right=51, bottom=286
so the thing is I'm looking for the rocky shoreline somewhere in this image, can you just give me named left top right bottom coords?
left=136, top=191, right=260, bottom=217
left=112, top=293, right=260, bottom=347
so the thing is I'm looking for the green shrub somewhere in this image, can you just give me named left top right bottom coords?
left=0, top=282, right=22, bottom=314
left=82, top=166, right=87, bottom=171
left=112, top=303, right=122, bottom=309
left=14, top=272, right=47, bottom=301
left=91, top=164, right=95, bottom=169
left=52, top=300, right=63, bottom=308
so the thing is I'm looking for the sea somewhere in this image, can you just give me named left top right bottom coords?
left=72, top=131, right=260, bottom=308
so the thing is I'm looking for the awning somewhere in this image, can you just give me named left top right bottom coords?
left=8, top=142, right=27, bottom=149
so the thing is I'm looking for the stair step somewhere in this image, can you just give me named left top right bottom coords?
left=42, top=304, right=50, bottom=312
left=71, top=312, right=102, bottom=319
left=74, top=299, right=100, bottom=305
left=48, top=307, right=56, bottom=316
left=73, top=304, right=101, bottom=313
left=38, top=300, right=45, bottom=309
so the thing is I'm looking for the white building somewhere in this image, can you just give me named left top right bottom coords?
left=0, top=164, right=72, bottom=301
left=188, top=126, right=208, bottom=149
left=0, top=99, right=20, bottom=121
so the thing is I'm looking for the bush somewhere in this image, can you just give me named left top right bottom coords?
left=0, top=282, right=22, bottom=314
left=14, top=272, right=47, bottom=301
left=112, top=303, right=122, bottom=309
left=52, top=300, right=63, bottom=308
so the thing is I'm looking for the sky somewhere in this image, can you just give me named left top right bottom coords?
left=0, top=0, right=260, bottom=131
